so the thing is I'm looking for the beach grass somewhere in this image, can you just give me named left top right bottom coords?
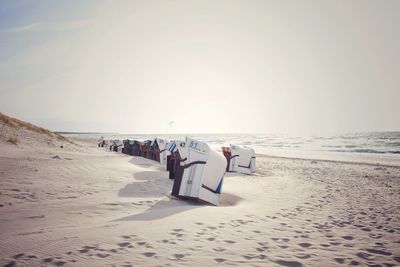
left=0, top=112, right=72, bottom=144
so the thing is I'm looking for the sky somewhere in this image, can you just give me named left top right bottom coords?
left=0, top=0, right=399, bottom=134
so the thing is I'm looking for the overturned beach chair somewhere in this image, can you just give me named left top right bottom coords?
left=152, top=138, right=168, bottom=164
left=171, top=138, right=227, bottom=206
left=223, top=145, right=256, bottom=174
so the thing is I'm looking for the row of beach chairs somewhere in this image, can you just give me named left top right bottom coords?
left=98, top=137, right=256, bottom=205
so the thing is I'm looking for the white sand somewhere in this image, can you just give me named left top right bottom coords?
left=1, top=128, right=400, bottom=266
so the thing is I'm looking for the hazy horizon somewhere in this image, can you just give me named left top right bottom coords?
left=1, top=0, right=399, bottom=134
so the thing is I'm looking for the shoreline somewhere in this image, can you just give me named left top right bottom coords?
left=256, top=152, right=400, bottom=169
left=70, top=136, right=400, bottom=168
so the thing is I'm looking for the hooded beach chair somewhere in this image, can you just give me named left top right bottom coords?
left=152, top=138, right=168, bottom=164
left=122, top=139, right=132, bottom=155
left=171, top=138, right=227, bottom=206
left=146, top=140, right=155, bottom=160
left=166, top=140, right=188, bottom=179
left=98, top=137, right=106, bottom=147
left=110, top=140, right=123, bottom=152
left=139, top=141, right=150, bottom=158
left=130, top=140, right=141, bottom=156
left=228, top=145, right=256, bottom=174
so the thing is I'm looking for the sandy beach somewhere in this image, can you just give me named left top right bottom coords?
left=2, top=1, right=400, bottom=266
left=1, top=126, right=399, bottom=267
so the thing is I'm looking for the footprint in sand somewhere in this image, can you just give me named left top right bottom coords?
left=13, top=253, right=25, bottom=259
left=275, top=259, right=303, bottom=267
left=171, top=253, right=186, bottom=260
left=296, top=254, right=311, bottom=259
left=42, top=257, right=53, bottom=263
left=96, top=253, right=110, bottom=258
left=143, top=252, right=156, bottom=257
left=118, top=242, right=131, bottom=248
left=79, top=248, right=90, bottom=253
left=80, top=245, right=97, bottom=251
left=334, top=258, right=345, bottom=264
left=365, top=248, right=392, bottom=256
left=214, top=258, right=226, bottom=262
left=256, top=247, right=268, bottom=252
left=356, top=252, right=373, bottom=260
left=242, top=254, right=258, bottom=260
left=298, top=243, right=312, bottom=248
left=342, top=235, right=354, bottom=240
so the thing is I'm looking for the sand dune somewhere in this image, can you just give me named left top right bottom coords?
left=0, top=118, right=400, bottom=266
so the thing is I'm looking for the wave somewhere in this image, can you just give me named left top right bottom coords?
left=333, top=149, right=400, bottom=155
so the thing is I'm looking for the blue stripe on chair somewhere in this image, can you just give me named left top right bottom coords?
left=216, top=178, right=223, bottom=193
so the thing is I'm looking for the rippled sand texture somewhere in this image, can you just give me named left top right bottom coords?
left=0, top=138, right=399, bottom=267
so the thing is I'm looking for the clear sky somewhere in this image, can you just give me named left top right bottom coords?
left=1, top=0, right=399, bottom=134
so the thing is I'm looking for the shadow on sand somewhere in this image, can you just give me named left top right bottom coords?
left=113, top=197, right=202, bottom=221
left=118, top=171, right=172, bottom=198
left=114, top=192, right=242, bottom=221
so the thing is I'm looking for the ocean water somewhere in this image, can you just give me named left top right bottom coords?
left=62, top=132, right=400, bottom=157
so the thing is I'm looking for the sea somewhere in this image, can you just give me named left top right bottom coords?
left=61, top=132, right=400, bottom=163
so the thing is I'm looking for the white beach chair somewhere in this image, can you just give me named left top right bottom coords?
left=153, top=138, right=169, bottom=164
left=229, top=145, right=256, bottom=174
left=171, top=138, right=227, bottom=206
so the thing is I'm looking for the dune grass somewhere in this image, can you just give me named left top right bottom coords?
left=0, top=112, right=72, bottom=144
